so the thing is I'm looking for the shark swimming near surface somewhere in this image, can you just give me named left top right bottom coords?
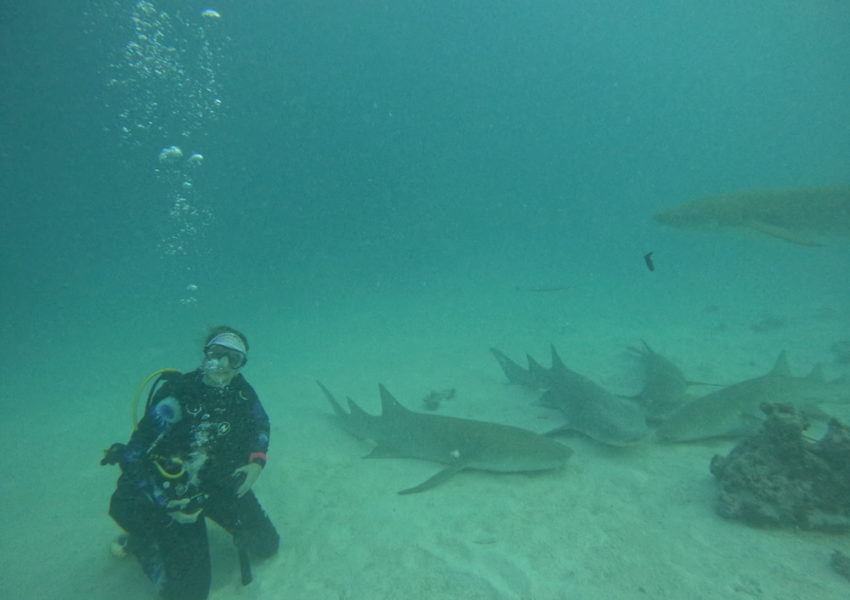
left=656, top=351, right=850, bottom=442
left=654, top=185, right=850, bottom=246
left=491, top=346, right=649, bottom=446
left=318, top=381, right=572, bottom=494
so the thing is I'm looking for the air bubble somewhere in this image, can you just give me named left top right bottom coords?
left=158, top=145, right=183, bottom=162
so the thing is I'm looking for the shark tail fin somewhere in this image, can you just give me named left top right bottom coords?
left=490, top=347, right=535, bottom=386
left=527, top=353, right=549, bottom=379
left=316, top=380, right=348, bottom=417
left=317, top=381, right=376, bottom=430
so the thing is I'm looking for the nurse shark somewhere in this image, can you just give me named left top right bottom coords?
left=656, top=351, right=850, bottom=442
left=318, top=382, right=572, bottom=494
left=491, top=346, right=649, bottom=446
left=654, top=185, right=850, bottom=246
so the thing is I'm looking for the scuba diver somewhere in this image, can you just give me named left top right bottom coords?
left=103, top=326, right=279, bottom=600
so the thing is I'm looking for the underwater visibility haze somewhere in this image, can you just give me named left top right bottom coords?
left=2, top=1, right=850, bottom=598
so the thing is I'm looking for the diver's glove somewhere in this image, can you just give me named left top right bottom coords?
left=166, top=498, right=203, bottom=524
left=233, top=463, right=263, bottom=498
left=100, top=443, right=127, bottom=467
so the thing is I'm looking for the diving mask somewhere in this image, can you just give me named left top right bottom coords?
left=204, top=344, right=245, bottom=369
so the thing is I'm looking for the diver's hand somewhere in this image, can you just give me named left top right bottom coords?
left=233, top=463, right=262, bottom=497
left=166, top=498, right=203, bottom=524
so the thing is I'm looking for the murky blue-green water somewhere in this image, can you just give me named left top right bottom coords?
left=2, top=2, right=849, bottom=598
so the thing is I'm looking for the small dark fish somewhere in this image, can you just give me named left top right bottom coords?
left=643, top=251, right=655, bottom=272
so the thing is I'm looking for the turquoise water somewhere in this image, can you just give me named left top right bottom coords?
left=2, top=2, right=849, bottom=598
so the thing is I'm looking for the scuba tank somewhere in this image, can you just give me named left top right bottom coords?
left=100, top=369, right=180, bottom=467
left=101, top=368, right=208, bottom=515
left=132, top=368, right=182, bottom=430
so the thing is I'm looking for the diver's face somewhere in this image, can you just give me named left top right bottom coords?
left=202, top=344, right=244, bottom=386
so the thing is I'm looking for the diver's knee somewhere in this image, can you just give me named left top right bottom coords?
left=250, top=527, right=280, bottom=559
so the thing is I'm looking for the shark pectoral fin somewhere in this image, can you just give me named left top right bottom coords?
left=397, top=462, right=469, bottom=495
left=746, top=220, right=821, bottom=246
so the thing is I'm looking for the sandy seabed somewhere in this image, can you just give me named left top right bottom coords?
left=2, top=265, right=849, bottom=600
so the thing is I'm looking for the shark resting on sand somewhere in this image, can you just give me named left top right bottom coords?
left=654, top=185, right=850, bottom=246
left=318, top=381, right=572, bottom=494
left=491, top=346, right=649, bottom=446
left=656, top=351, right=850, bottom=443
left=627, top=340, right=721, bottom=426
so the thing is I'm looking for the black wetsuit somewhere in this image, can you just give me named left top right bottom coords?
left=109, top=370, right=279, bottom=600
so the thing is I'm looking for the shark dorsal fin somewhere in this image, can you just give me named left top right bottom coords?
left=806, top=363, right=825, bottom=381
left=549, top=345, right=567, bottom=372
left=379, top=384, right=410, bottom=416
left=769, top=351, right=791, bottom=377
left=317, top=380, right=348, bottom=417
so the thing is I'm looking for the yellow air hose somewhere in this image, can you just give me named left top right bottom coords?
left=132, top=369, right=180, bottom=430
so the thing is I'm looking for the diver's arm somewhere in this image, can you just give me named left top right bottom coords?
left=232, top=386, right=270, bottom=496
left=248, top=392, right=271, bottom=464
